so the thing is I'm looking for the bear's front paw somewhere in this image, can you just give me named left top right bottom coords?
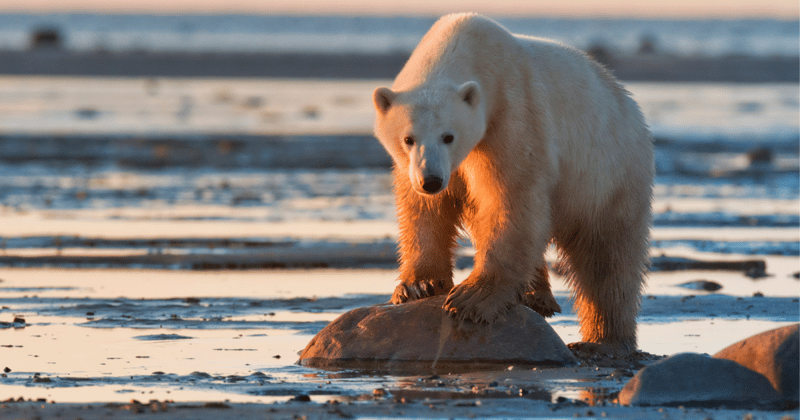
left=443, top=280, right=518, bottom=324
left=390, top=279, right=453, bottom=304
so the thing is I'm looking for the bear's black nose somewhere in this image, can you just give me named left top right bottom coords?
left=422, top=176, right=443, bottom=193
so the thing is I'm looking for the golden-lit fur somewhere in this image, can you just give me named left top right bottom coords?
left=372, top=13, right=653, bottom=355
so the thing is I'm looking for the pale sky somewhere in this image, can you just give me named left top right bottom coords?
left=0, top=0, right=797, bottom=19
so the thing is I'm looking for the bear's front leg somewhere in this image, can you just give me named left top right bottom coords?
left=390, top=173, right=462, bottom=304
left=445, top=190, right=551, bottom=324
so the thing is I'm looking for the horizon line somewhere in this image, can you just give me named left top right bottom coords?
left=0, top=1, right=797, bottom=20
left=0, top=10, right=798, bottom=21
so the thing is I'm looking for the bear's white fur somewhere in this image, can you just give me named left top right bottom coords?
left=373, top=13, right=653, bottom=355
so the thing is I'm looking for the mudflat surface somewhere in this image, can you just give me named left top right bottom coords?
left=0, top=78, right=797, bottom=419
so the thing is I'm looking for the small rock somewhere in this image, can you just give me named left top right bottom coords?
left=75, top=108, right=100, bottom=120
left=301, top=105, right=319, bottom=119
left=31, top=28, right=62, bottom=50
left=149, top=400, right=168, bottom=413
left=298, top=295, right=577, bottom=369
left=618, top=353, right=780, bottom=407
left=678, top=280, right=722, bottom=292
left=125, top=400, right=144, bottom=413
left=203, top=402, right=231, bottom=408
left=746, top=147, right=772, bottom=164
left=714, top=324, right=799, bottom=402
left=291, top=394, right=312, bottom=402
left=586, top=44, right=614, bottom=67
left=745, top=267, right=768, bottom=279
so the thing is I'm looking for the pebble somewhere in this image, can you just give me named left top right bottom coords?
left=291, top=394, right=312, bottom=402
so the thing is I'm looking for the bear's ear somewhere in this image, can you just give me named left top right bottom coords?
left=373, top=87, right=396, bottom=114
left=458, top=81, right=480, bottom=107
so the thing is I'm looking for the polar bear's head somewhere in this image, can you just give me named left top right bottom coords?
left=373, top=81, right=486, bottom=195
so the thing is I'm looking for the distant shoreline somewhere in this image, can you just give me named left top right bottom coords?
left=0, top=50, right=797, bottom=82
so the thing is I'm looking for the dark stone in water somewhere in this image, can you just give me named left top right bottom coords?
left=75, top=108, right=100, bottom=120
left=745, top=266, right=769, bottom=279
left=652, top=256, right=766, bottom=273
left=31, top=28, right=62, bottom=50
left=134, top=334, right=193, bottom=341
left=747, top=147, right=773, bottom=164
left=291, top=394, right=312, bottom=402
left=678, top=280, right=722, bottom=291
left=298, top=295, right=577, bottom=370
left=618, top=353, right=780, bottom=407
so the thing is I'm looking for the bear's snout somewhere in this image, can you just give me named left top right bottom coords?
left=421, top=176, right=444, bottom=194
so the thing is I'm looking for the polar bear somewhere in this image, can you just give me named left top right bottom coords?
left=372, top=13, right=653, bottom=355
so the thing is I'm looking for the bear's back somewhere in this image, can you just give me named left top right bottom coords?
left=393, top=13, right=521, bottom=90
left=395, top=14, right=608, bottom=92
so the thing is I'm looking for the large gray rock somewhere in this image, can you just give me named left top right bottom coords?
left=618, top=353, right=781, bottom=407
left=714, top=324, right=799, bottom=402
left=298, top=295, right=577, bottom=370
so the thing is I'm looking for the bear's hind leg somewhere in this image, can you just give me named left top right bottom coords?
left=555, top=197, right=649, bottom=356
left=523, top=265, right=561, bottom=317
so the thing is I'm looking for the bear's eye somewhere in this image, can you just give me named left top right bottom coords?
left=442, top=134, right=454, bottom=144
left=403, top=136, right=415, bottom=146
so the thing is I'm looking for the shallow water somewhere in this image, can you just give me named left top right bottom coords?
left=0, top=14, right=798, bottom=58
left=0, top=79, right=798, bottom=405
